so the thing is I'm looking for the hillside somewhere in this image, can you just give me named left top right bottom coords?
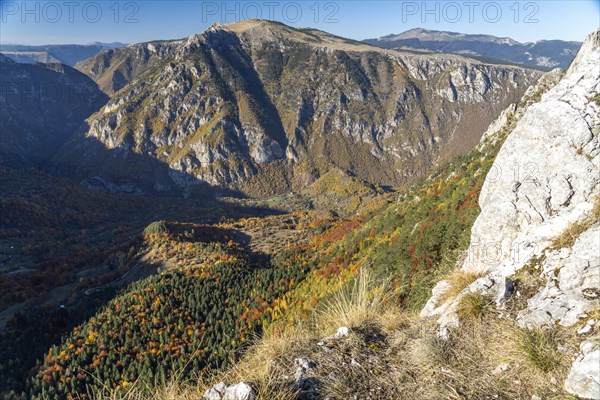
left=1, top=19, right=597, bottom=400
left=55, top=19, right=540, bottom=198
left=0, top=162, right=282, bottom=397
left=74, top=40, right=184, bottom=96
left=365, top=28, right=582, bottom=70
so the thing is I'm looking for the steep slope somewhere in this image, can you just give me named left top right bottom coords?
left=365, top=28, right=581, bottom=70
left=0, top=43, right=125, bottom=66
left=0, top=55, right=108, bottom=166
left=422, top=28, right=599, bottom=399
left=75, top=40, right=184, bottom=96
left=56, top=19, right=540, bottom=198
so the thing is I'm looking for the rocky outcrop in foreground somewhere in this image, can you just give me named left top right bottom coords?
left=422, top=28, right=600, bottom=400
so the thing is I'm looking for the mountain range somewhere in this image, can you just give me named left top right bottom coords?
left=0, top=42, right=126, bottom=66
left=53, top=20, right=539, bottom=198
left=364, top=28, right=582, bottom=70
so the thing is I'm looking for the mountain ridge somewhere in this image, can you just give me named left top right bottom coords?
left=56, top=19, right=541, bottom=198
left=0, top=43, right=126, bottom=66
left=365, top=27, right=582, bottom=69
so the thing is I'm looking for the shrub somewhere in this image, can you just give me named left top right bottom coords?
left=144, top=220, right=168, bottom=235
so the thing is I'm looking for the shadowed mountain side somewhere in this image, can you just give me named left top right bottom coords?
left=0, top=55, right=109, bottom=166
left=0, top=162, right=283, bottom=393
left=0, top=163, right=281, bottom=315
left=51, top=133, right=246, bottom=198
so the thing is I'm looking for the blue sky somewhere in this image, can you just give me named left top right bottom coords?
left=0, top=0, right=598, bottom=45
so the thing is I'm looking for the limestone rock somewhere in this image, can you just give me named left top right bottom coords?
left=423, top=28, right=600, bottom=322
left=334, top=326, right=349, bottom=338
left=203, top=382, right=256, bottom=400
left=517, top=224, right=600, bottom=328
left=203, top=382, right=227, bottom=400
left=564, top=338, right=600, bottom=399
left=422, top=27, right=600, bottom=400
left=223, top=382, right=255, bottom=400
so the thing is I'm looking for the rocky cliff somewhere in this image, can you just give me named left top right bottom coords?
left=56, top=19, right=540, bottom=198
left=75, top=40, right=184, bottom=96
left=422, top=28, right=600, bottom=399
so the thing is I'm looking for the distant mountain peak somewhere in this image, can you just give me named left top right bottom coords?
left=87, top=41, right=128, bottom=48
left=364, top=28, right=582, bottom=70
left=183, top=18, right=370, bottom=55
left=387, top=27, right=520, bottom=46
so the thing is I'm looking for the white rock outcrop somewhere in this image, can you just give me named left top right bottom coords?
left=517, top=224, right=600, bottom=328
left=565, top=337, right=600, bottom=399
left=203, top=382, right=256, bottom=400
left=422, top=28, right=600, bottom=399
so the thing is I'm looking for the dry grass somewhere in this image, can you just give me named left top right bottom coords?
left=552, top=195, right=600, bottom=249
left=512, top=328, right=563, bottom=372
left=228, top=325, right=312, bottom=384
left=97, top=268, right=577, bottom=400
left=316, top=268, right=395, bottom=334
left=89, top=379, right=194, bottom=400
left=437, top=269, right=484, bottom=304
left=456, top=292, right=493, bottom=321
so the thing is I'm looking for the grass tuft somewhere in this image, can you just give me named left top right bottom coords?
left=317, top=268, right=391, bottom=334
left=513, top=327, right=563, bottom=373
left=456, top=292, right=492, bottom=321
left=552, top=196, right=600, bottom=249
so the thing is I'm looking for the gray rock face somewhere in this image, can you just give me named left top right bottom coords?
left=517, top=224, right=600, bottom=328
left=564, top=338, right=600, bottom=399
left=465, top=26, right=599, bottom=277
left=58, top=19, right=540, bottom=197
left=421, top=28, right=600, bottom=400
left=75, top=40, right=184, bottom=95
left=223, top=382, right=255, bottom=400
left=203, top=382, right=227, bottom=400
